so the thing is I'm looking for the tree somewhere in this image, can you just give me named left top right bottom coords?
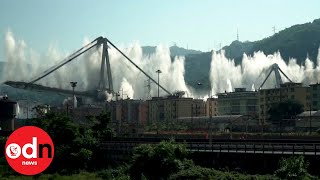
left=28, top=111, right=114, bottom=173
left=129, top=140, right=193, bottom=180
left=268, top=99, right=304, bottom=124
left=90, top=111, right=114, bottom=140
left=275, top=156, right=311, bottom=179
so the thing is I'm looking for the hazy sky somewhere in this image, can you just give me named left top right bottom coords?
left=0, top=0, right=319, bottom=60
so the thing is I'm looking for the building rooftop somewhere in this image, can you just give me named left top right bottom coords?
left=149, top=96, right=193, bottom=101
left=309, top=83, right=320, bottom=86
left=297, top=110, right=320, bottom=117
left=177, top=115, right=244, bottom=123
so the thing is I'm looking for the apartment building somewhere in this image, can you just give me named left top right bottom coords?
left=258, top=82, right=309, bottom=124
left=309, top=83, right=320, bottom=110
left=205, top=97, right=218, bottom=117
left=147, top=96, right=205, bottom=124
left=217, top=88, right=258, bottom=117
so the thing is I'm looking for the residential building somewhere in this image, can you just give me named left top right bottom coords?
left=148, top=97, right=164, bottom=124
left=296, top=110, right=320, bottom=131
left=138, top=101, right=148, bottom=126
left=71, top=105, right=104, bottom=125
left=205, top=97, right=218, bottom=117
left=106, top=99, right=148, bottom=134
left=192, top=98, right=206, bottom=117
left=217, top=88, right=258, bottom=117
left=309, top=83, right=320, bottom=110
left=147, top=96, right=206, bottom=124
left=258, top=82, right=310, bottom=124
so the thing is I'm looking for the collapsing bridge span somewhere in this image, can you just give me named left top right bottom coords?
left=4, top=36, right=172, bottom=100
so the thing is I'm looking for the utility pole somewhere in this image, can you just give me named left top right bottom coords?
left=70, top=82, right=77, bottom=109
left=209, top=98, right=213, bottom=145
left=309, top=100, right=312, bottom=135
left=156, top=69, right=162, bottom=124
left=27, top=100, right=29, bottom=120
left=191, top=103, right=194, bottom=129
left=156, top=70, right=162, bottom=98
left=145, top=78, right=152, bottom=99
left=119, top=88, right=128, bottom=100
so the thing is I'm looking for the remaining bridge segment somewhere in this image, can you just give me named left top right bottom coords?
left=4, top=37, right=172, bottom=101
left=259, top=63, right=292, bottom=89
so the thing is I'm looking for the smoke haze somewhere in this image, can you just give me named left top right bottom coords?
left=209, top=49, right=320, bottom=95
left=1, top=30, right=320, bottom=100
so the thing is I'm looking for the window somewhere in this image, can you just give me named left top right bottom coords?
left=313, top=101, right=317, bottom=106
left=291, top=95, right=294, bottom=99
left=291, top=88, right=294, bottom=92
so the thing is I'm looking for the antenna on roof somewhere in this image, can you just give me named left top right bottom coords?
left=237, top=28, right=239, bottom=41
left=273, top=26, right=276, bottom=34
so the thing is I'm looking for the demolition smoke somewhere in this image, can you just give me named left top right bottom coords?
left=1, top=30, right=320, bottom=100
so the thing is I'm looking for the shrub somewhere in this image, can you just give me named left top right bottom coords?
left=169, top=166, right=277, bottom=180
left=129, top=140, right=191, bottom=179
left=275, top=156, right=311, bottom=179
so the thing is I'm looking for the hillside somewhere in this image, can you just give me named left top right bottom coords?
left=183, top=18, right=320, bottom=90
left=223, top=18, right=320, bottom=64
left=184, top=52, right=212, bottom=90
left=142, top=45, right=202, bottom=57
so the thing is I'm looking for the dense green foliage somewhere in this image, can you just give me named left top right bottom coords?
left=145, top=121, right=187, bottom=132
left=185, top=18, right=320, bottom=90
left=1, top=113, right=318, bottom=179
left=223, top=18, right=320, bottom=64
left=275, top=156, right=315, bottom=180
left=27, top=112, right=113, bottom=174
left=268, top=99, right=304, bottom=123
left=250, top=19, right=320, bottom=64
left=142, top=45, right=202, bottom=57
left=129, top=140, right=193, bottom=179
left=222, top=40, right=254, bottom=64
left=169, top=165, right=276, bottom=180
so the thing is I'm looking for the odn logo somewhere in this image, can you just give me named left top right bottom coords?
left=5, top=126, right=54, bottom=175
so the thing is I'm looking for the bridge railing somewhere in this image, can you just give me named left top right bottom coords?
left=99, top=141, right=320, bottom=156
left=186, top=142, right=320, bottom=155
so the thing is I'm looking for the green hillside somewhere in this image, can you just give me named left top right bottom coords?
left=142, top=45, right=202, bottom=57
left=223, top=18, right=320, bottom=64
left=184, top=18, right=320, bottom=90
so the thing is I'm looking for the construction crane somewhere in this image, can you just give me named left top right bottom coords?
left=4, top=36, right=172, bottom=101
left=259, top=63, right=292, bottom=89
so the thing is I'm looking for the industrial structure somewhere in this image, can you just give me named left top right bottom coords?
left=0, top=96, right=17, bottom=133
